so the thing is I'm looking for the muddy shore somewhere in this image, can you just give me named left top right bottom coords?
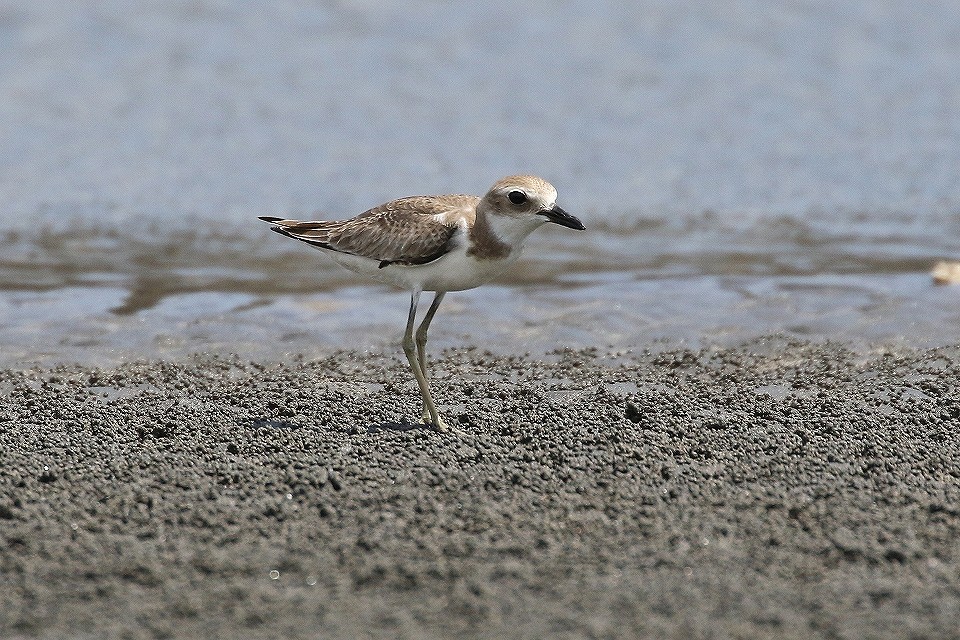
left=2, top=337, right=960, bottom=639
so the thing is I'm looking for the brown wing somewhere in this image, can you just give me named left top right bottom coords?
left=258, top=195, right=476, bottom=267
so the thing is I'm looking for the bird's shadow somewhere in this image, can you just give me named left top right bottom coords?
left=250, top=417, right=300, bottom=431
left=249, top=416, right=438, bottom=434
left=366, top=419, right=436, bottom=434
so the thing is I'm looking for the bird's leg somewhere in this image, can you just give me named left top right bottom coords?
left=416, top=291, right=446, bottom=425
left=402, top=291, right=446, bottom=431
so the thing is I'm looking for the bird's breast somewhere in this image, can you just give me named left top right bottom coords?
left=419, top=244, right=520, bottom=292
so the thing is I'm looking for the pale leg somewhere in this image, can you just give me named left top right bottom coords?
left=402, top=291, right=447, bottom=430
left=416, top=291, right=446, bottom=424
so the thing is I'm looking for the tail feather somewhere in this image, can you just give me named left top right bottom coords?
left=260, top=215, right=353, bottom=255
left=264, top=220, right=336, bottom=252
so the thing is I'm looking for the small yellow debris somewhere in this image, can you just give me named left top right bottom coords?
left=932, top=261, right=960, bottom=285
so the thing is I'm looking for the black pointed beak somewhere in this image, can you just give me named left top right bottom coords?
left=539, top=204, right=585, bottom=231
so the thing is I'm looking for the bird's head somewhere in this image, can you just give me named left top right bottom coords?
left=480, top=175, right=585, bottom=231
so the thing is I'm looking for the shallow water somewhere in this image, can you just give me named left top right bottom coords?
left=2, top=1, right=960, bottom=365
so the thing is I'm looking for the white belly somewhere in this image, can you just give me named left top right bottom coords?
left=320, top=244, right=520, bottom=292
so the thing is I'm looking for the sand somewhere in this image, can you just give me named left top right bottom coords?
left=2, top=337, right=960, bottom=639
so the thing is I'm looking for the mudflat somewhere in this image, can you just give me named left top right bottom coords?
left=2, top=338, right=959, bottom=639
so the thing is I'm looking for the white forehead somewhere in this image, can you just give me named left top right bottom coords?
left=537, top=183, right=558, bottom=205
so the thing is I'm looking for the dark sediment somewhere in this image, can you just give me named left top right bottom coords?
left=2, top=337, right=960, bottom=639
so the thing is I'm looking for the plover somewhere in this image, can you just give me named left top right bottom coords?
left=259, top=175, right=584, bottom=430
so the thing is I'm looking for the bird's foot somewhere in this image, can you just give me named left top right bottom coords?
left=422, top=410, right=449, bottom=432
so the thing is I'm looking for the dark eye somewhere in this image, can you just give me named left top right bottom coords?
left=508, top=190, right=527, bottom=205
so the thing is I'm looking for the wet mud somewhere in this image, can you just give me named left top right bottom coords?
left=2, top=338, right=960, bottom=638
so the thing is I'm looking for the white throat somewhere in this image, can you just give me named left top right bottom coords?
left=485, top=213, right=547, bottom=249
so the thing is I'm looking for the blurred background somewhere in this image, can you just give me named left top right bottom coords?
left=2, top=0, right=960, bottom=366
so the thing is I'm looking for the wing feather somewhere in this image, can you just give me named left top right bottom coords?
left=259, top=195, right=476, bottom=266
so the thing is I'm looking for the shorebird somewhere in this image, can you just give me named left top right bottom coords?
left=259, top=175, right=584, bottom=430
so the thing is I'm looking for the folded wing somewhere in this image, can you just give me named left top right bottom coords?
left=260, top=195, right=475, bottom=267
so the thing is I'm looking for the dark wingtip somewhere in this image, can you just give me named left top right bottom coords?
left=258, top=216, right=283, bottom=223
